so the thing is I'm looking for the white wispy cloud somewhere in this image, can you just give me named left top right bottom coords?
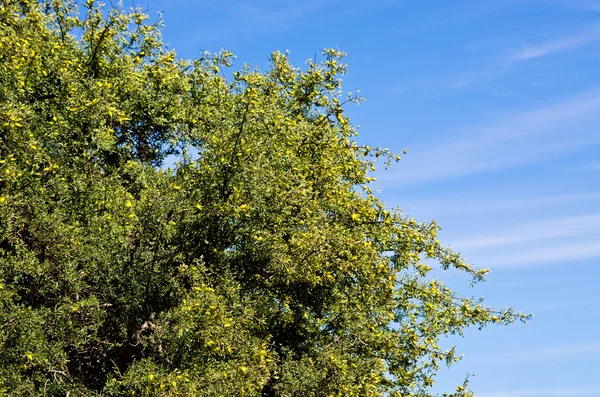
left=392, top=192, right=600, bottom=218
left=496, top=341, right=600, bottom=361
left=511, top=25, right=600, bottom=61
left=478, top=386, right=600, bottom=397
left=465, top=239, right=600, bottom=268
left=376, top=89, right=600, bottom=186
left=451, top=213, right=600, bottom=250
left=526, top=341, right=600, bottom=356
left=440, top=23, right=600, bottom=91
left=471, top=343, right=600, bottom=396
left=432, top=211, right=600, bottom=268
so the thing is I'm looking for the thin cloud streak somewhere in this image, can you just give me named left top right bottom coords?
left=498, top=341, right=600, bottom=360
left=468, top=239, right=600, bottom=268
left=447, top=214, right=600, bottom=268
left=452, top=213, right=600, bottom=250
left=377, top=89, right=600, bottom=186
left=511, top=25, right=600, bottom=61
left=441, top=24, right=600, bottom=91
left=391, top=192, right=600, bottom=218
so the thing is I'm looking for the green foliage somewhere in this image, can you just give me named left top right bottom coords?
left=0, top=1, right=529, bottom=395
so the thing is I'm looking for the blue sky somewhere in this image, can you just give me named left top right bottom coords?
left=145, top=1, right=600, bottom=395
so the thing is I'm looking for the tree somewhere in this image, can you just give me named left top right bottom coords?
left=0, top=1, right=529, bottom=395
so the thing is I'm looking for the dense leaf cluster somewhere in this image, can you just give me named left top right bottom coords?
left=0, top=1, right=528, bottom=395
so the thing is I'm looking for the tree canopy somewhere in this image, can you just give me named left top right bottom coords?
left=0, top=1, right=528, bottom=395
